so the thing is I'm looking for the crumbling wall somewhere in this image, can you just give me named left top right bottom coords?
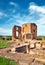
left=22, top=23, right=37, bottom=42
left=12, top=25, right=21, bottom=41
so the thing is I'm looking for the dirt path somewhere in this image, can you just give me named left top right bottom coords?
left=0, top=48, right=45, bottom=65
left=0, top=48, right=33, bottom=61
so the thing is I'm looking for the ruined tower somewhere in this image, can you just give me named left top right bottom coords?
left=12, top=23, right=37, bottom=42
left=12, top=25, right=21, bottom=41
left=22, top=23, right=37, bottom=42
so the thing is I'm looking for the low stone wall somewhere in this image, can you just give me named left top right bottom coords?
left=15, top=45, right=26, bottom=53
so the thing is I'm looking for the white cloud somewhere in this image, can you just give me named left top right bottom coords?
left=28, top=2, right=45, bottom=36
left=6, top=11, right=38, bottom=26
left=10, top=2, right=15, bottom=5
left=12, top=10, right=16, bottom=13
left=0, top=27, right=11, bottom=35
left=1, top=2, right=45, bottom=36
left=36, top=17, right=45, bottom=36
left=29, top=3, right=45, bottom=26
left=29, top=2, right=45, bottom=14
left=0, top=12, right=3, bottom=16
left=9, top=2, right=18, bottom=7
left=0, top=12, right=7, bottom=18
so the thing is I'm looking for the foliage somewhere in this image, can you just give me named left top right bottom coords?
left=37, top=36, right=42, bottom=40
left=0, top=56, right=18, bottom=65
left=0, top=36, right=12, bottom=41
left=37, top=36, right=45, bottom=40
left=0, top=41, right=8, bottom=48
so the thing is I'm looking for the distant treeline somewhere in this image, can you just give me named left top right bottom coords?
left=0, top=36, right=12, bottom=40
left=37, top=36, right=45, bottom=40
left=0, top=36, right=45, bottom=40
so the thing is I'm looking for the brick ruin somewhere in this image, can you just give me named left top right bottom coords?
left=11, top=23, right=45, bottom=55
left=12, top=25, right=21, bottom=41
left=12, top=23, right=37, bottom=42
left=22, top=23, right=37, bottom=42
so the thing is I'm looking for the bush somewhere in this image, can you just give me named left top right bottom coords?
left=37, top=37, right=42, bottom=40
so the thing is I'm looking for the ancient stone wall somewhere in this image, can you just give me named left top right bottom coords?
left=12, top=23, right=37, bottom=42
left=22, top=23, right=37, bottom=42
left=12, top=25, right=21, bottom=41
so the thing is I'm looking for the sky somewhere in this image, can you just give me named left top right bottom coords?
left=0, top=0, right=45, bottom=36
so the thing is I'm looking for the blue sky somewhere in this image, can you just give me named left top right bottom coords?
left=0, top=0, right=45, bottom=36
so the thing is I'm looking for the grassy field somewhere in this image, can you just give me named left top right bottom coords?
left=0, top=41, right=9, bottom=48
left=0, top=56, right=18, bottom=65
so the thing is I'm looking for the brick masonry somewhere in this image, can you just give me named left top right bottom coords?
left=12, top=23, right=37, bottom=42
left=12, top=25, right=21, bottom=41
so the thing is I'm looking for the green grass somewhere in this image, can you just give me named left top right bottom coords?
left=0, top=56, right=18, bottom=65
left=0, top=41, right=9, bottom=48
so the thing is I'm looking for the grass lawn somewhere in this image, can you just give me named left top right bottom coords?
left=0, top=56, right=18, bottom=65
left=0, top=41, right=9, bottom=48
